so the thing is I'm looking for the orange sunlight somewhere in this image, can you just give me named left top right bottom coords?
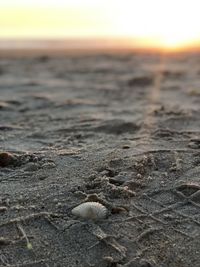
left=0, top=0, right=200, bottom=50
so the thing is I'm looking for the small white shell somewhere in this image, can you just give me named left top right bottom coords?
left=72, top=202, right=107, bottom=220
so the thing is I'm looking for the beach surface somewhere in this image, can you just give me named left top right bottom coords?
left=0, top=51, right=200, bottom=267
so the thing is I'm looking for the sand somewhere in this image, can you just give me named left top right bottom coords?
left=0, top=52, right=200, bottom=267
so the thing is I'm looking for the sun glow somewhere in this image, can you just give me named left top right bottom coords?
left=114, top=0, right=200, bottom=49
left=0, top=0, right=200, bottom=50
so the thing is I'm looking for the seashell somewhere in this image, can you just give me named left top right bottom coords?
left=72, top=202, right=107, bottom=220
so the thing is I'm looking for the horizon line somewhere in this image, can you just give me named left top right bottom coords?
left=0, top=37, right=200, bottom=55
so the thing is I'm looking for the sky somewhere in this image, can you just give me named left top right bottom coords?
left=0, top=0, right=200, bottom=49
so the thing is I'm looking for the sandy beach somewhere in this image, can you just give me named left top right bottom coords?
left=0, top=51, right=200, bottom=267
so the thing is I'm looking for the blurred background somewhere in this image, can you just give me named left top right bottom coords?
left=0, top=0, right=200, bottom=53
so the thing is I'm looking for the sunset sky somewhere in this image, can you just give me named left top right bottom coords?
left=0, top=0, right=200, bottom=49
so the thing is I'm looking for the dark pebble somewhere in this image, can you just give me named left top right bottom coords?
left=0, top=152, right=16, bottom=167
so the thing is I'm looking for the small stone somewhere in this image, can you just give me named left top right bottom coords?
left=109, top=177, right=125, bottom=185
left=111, top=206, right=127, bottom=214
left=0, top=152, right=15, bottom=167
left=39, top=175, right=47, bottom=180
left=122, top=144, right=130, bottom=149
left=0, top=237, right=11, bottom=246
